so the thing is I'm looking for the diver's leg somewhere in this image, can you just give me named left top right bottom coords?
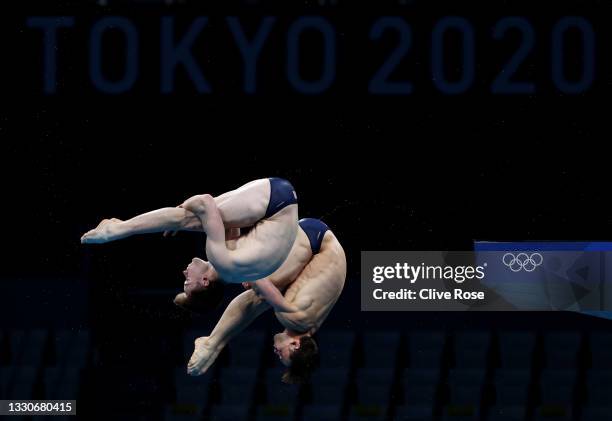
left=81, top=207, right=202, bottom=244
left=187, top=289, right=271, bottom=376
left=211, top=178, right=271, bottom=228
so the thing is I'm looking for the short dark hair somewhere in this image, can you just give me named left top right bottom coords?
left=282, top=335, right=320, bottom=385
left=173, top=281, right=225, bottom=314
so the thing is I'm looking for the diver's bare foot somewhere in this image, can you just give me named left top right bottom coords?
left=80, top=218, right=124, bottom=244
left=182, top=194, right=214, bottom=217
left=187, top=336, right=222, bottom=376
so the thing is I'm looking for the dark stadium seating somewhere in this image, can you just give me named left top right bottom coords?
left=2, top=327, right=612, bottom=420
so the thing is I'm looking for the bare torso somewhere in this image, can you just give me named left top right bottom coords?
left=186, top=225, right=347, bottom=376
left=211, top=179, right=299, bottom=282
left=271, top=230, right=347, bottom=334
left=259, top=227, right=314, bottom=290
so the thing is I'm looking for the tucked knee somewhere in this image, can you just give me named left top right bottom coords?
left=191, top=194, right=216, bottom=215
left=199, top=194, right=215, bottom=209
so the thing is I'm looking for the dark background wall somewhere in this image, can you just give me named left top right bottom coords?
left=2, top=0, right=612, bottom=419
left=3, top=0, right=612, bottom=328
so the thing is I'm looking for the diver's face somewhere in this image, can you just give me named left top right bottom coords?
left=183, top=258, right=217, bottom=295
left=273, top=332, right=299, bottom=367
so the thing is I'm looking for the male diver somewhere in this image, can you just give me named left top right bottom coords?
left=81, top=178, right=299, bottom=307
left=182, top=218, right=347, bottom=384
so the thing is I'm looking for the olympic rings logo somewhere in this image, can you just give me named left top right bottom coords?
left=502, top=252, right=543, bottom=272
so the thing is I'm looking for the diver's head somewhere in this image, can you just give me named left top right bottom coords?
left=174, top=258, right=224, bottom=314
left=183, top=258, right=219, bottom=292
left=273, top=330, right=319, bottom=384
